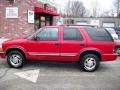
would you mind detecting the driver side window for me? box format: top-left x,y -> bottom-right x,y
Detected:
36,28 -> 58,41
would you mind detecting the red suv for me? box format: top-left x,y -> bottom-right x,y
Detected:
0,26 -> 117,72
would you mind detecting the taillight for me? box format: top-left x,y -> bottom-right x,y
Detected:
113,49 -> 115,53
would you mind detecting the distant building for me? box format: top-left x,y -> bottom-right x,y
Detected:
63,17 -> 120,28
0,0 -> 59,38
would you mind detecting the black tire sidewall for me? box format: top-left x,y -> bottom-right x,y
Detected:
80,54 -> 100,72
7,51 -> 24,68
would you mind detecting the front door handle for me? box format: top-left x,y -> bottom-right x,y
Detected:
80,44 -> 85,46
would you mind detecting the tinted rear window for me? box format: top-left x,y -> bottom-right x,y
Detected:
86,27 -> 113,41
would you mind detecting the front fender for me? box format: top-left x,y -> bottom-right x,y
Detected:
5,45 -> 28,58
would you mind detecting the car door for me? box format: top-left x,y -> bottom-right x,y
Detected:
27,27 -> 61,61
60,27 -> 86,61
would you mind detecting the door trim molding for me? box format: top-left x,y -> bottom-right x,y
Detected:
28,52 -> 59,56
28,52 -> 77,57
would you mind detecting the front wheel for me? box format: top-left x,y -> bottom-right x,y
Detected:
7,51 -> 25,68
79,54 -> 100,72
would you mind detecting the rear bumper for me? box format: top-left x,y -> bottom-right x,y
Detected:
102,53 -> 117,61
0,52 -> 5,58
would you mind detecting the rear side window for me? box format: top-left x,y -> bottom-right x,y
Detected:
63,28 -> 83,40
86,27 -> 113,41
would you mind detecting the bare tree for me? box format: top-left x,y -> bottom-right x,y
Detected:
65,0 -> 86,18
101,11 -> 110,17
91,0 -> 100,17
114,0 -> 120,17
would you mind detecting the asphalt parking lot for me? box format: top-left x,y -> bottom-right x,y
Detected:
0,57 -> 120,90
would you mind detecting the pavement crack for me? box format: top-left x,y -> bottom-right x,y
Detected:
0,69 -> 9,80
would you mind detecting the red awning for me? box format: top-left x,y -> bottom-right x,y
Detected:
34,7 -> 59,16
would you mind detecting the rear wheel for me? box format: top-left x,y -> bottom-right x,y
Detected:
7,51 -> 25,68
79,54 -> 100,72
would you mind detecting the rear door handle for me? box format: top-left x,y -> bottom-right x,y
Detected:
80,44 -> 85,46
54,43 -> 60,46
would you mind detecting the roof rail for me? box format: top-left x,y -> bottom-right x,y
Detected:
59,24 -> 98,27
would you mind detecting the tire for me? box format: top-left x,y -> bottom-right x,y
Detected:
7,50 -> 25,68
79,54 -> 100,72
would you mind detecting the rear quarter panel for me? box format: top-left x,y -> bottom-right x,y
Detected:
82,29 -> 116,61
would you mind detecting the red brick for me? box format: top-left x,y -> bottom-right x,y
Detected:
0,0 -> 58,39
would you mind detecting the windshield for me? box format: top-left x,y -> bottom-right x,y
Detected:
105,28 -> 116,34
105,28 -> 119,40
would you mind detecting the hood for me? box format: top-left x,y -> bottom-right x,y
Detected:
3,38 -> 27,45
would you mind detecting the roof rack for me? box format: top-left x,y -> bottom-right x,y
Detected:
59,24 -> 98,27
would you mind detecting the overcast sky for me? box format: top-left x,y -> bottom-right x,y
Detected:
53,0 -> 115,13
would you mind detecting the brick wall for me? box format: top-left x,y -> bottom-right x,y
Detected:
0,0 -> 37,38
0,0 -> 58,39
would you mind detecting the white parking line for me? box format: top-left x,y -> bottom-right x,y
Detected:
14,69 -> 40,83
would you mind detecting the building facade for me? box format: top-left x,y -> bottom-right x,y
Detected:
0,0 -> 59,38
63,17 -> 120,27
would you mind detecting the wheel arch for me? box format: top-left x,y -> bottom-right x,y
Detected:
78,50 -> 101,63
5,48 -> 27,60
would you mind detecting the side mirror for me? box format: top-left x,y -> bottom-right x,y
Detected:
33,36 -> 40,41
